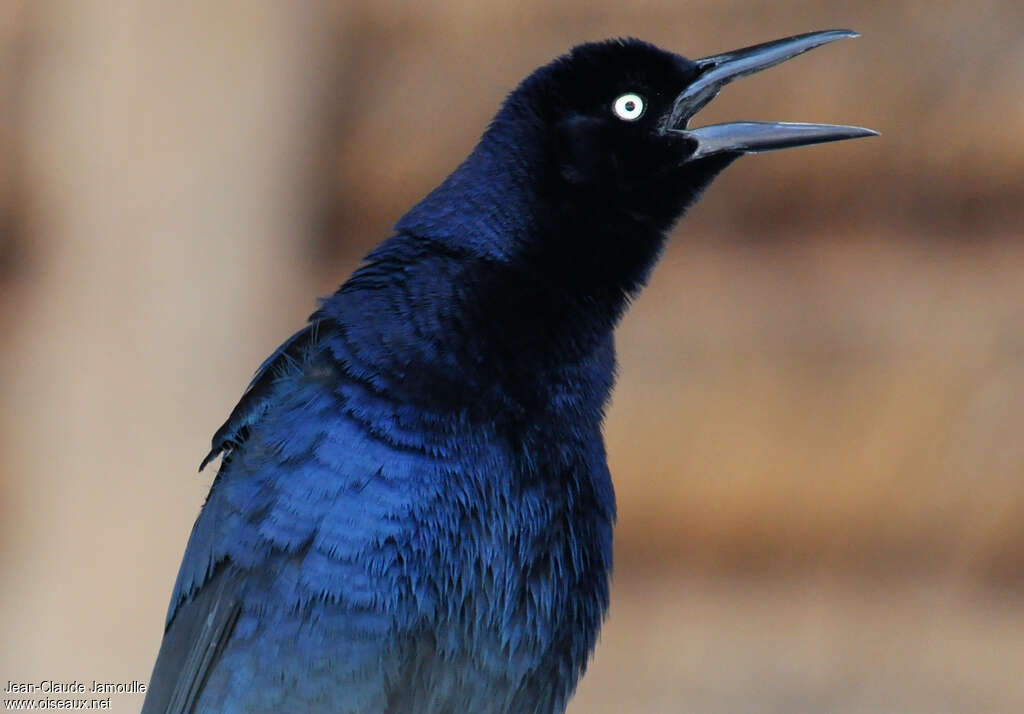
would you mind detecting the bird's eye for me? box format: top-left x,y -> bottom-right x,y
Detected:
612,93 -> 645,121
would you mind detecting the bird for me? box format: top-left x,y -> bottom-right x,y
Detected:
142,30 -> 875,714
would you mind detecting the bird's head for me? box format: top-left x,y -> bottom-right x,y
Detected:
397,30 -> 876,307
512,31 -> 876,225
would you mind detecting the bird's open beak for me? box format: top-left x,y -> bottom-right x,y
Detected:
663,29 -> 878,159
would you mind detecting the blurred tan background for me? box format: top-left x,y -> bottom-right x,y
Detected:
1,2 -> 1022,712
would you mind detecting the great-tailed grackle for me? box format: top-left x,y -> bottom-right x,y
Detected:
143,30 -> 875,714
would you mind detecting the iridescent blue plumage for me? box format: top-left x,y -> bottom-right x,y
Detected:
144,32 -> 873,714
148,234 -> 619,712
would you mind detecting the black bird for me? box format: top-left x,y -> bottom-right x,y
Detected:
143,30 -> 875,714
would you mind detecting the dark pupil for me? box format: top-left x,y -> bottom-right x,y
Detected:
624,100 -> 636,112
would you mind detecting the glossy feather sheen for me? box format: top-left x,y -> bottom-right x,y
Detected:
152,253 -> 618,713
145,38 -> 747,714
